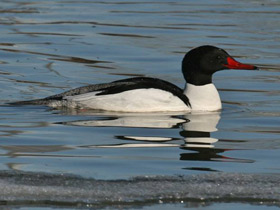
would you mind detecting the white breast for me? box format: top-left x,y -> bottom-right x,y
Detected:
183,83 -> 222,111
51,88 -> 191,112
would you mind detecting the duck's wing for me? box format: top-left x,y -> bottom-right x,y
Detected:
10,77 -> 191,107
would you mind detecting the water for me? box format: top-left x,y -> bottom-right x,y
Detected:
0,0 -> 279,209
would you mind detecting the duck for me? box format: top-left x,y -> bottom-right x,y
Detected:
11,45 -> 258,112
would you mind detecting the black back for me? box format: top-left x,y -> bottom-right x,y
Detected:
43,77 -> 191,107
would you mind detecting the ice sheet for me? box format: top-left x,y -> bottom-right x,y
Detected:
0,171 -> 279,208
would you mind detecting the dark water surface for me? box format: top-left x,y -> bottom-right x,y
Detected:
0,0 -> 280,209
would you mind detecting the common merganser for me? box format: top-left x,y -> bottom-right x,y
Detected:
11,45 -> 258,112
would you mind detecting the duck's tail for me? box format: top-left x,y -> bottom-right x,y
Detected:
8,98 -> 50,106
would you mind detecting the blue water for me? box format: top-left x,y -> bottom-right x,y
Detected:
0,0 -> 279,209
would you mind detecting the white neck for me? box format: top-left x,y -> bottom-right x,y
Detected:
183,83 -> 222,111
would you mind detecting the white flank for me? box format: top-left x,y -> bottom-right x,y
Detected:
183,83 -> 222,111
48,83 -> 222,112
52,88 -> 191,112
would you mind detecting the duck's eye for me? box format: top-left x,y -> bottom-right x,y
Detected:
217,55 -> 222,59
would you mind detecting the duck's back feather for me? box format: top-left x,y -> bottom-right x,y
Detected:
10,77 -> 191,109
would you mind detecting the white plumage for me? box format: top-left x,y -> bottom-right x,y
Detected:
49,88 -> 191,112
48,83 -> 222,112
184,83 -> 222,111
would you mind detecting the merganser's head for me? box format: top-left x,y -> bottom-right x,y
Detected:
182,45 -> 258,86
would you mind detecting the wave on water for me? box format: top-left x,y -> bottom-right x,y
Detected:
0,171 -> 279,208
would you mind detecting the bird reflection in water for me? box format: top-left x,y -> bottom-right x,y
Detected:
58,110 -> 254,167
